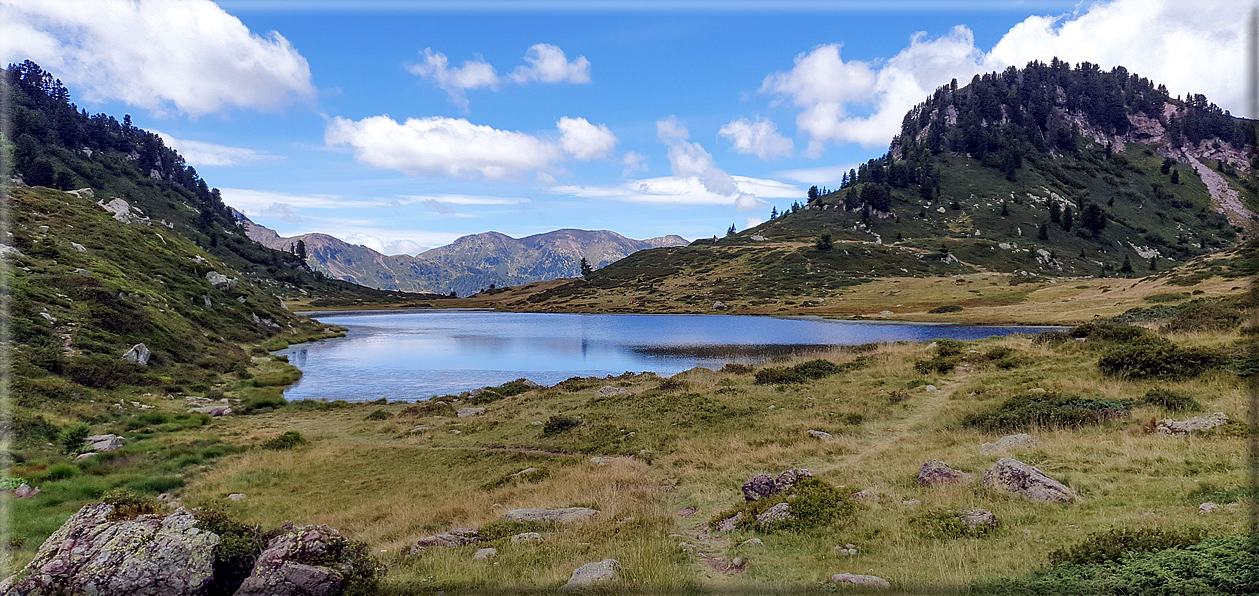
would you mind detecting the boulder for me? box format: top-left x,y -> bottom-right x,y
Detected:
983,458 -> 1076,503
1157,413 -> 1229,435
589,457 -> 616,466
807,430 -> 834,441
84,434 -> 124,452
234,524 -> 377,596
980,433 -> 1038,454
712,301 -> 727,310
850,489 -> 879,503
756,502 -> 794,527
504,507 -> 599,524
0,504 -> 217,596
97,198 -> 149,225
410,528 -> 479,555
716,512 -> 743,532
473,548 -> 497,560
918,460 -> 973,486
205,271 -> 237,290
188,406 -> 231,417
71,242 -> 87,252
830,573 -> 891,589
511,532 -> 543,545
14,484 -> 39,499
558,559 -> 620,593
228,494 -> 246,501
958,509 -> 999,530
122,343 -> 151,366
596,386 -> 629,397
1199,502 -> 1220,514
456,407 -> 486,418
742,468 -> 811,501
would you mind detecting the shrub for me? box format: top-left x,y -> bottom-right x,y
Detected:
793,359 -> 842,379
262,431 -> 308,450
709,478 -> 855,533
58,422 -> 91,454
364,409 -> 392,421
1097,344 -> 1225,379
929,305 -> 964,313
908,508 -> 996,539
657,377 -> 688,391
287,400 -> 351,412
65,356 -> 142,388
1141,389 -> 1202,412
755,359 -> 845,384
400,400 -> 456,417
238,395 -> 287,414
542,415 -> 581,435
45,463 -> 80,481
720,363 -> 754,375
196,506 -> 278,596
1048,528 -> 1208,566
1037,321 -> 1158,345
1160,299 -> 1245,333
754,367 -> 806,384
478,519 -> 556,541
102,487 -> 158,520
962,394 -> 1134,432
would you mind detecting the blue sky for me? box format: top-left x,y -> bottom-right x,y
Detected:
2,0 -> 1247,254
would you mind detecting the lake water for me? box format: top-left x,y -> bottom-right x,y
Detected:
276,310 -> 1060,402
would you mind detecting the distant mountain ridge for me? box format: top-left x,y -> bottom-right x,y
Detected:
236,213 -> 687,296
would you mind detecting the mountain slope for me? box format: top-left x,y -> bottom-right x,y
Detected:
239,213 -> 686,296
520,60 -> 1257,310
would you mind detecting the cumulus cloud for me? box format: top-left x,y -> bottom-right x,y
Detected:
324,114 -> 616,179
656,116 -> 739,196
775,162 -> 860,185
409,42 -> 591,108
510,43 -> 591,84
0,0 -> 315,117
153,131 -> 280,167
761,0 -> 1248,154
557,116 -> 618,160
552,175 -> 796,211
744,216 -> 765,230
399,194 -> 528,205
406,48 -> 499,110
219,188 -> 351,214
622,151 -> 648,177
718,116 -> 794,160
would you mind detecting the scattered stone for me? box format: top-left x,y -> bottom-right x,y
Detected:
74,268 -> 91,275
716,512 -> 743,532
834,545 -> 857,555
39,312 -> 56,324
75,453 -> 95,462
0,504 -> 217,596
410,425 -> 428,433
205,271 -> 237,290
830,573 -> 891,589
234,524 -> 374,596
531,421 -> 544,425
901,499 -> 920,506
879,310 -> 894,315
596,386 -> 630,397
202,295 -> 212,308
122,343 -> 151,366
504,507 -> 600,524
1156,413 -> 1229,435
187,406 -> 231,416
1199,502 -> 1220,514
14,484 -> 39,499
850,489 -> 879,503
958,509 -> 999,530
980,433 -> 1039,454
983,458 -> 1076,503
1029,387 -> 1047,393
66,188 -> 94,200
740,538 -> 764,547
70,242 -> 87,252
456,407 -> 486,418
474,547 -> 497,560
590,457 -> 616,466
228,493 -> 246,501
808,430 -> 834,441
918,460 -> 974,486
712,301 -> 727,310
756,502 -> 794,527
511,532 -> 543,545
410,528 -> 479,555
924,385 -> 937,391
558,559 -> 621,593
83,434 -> 123,452
512,468 -> 538,477
236,296 -> 246,304
676,506 -> 697,518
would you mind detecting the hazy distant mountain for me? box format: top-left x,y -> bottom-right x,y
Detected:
237,214 -> 686,296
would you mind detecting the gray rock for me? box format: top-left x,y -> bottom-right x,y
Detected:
740,538 -> 764,547
71,242 -> 87,252
596,386 -> 630,397
830,573 -> 891,589
228,494 -> 246,501
205,271 -> 237,290
807,430 -> 834,440
97,198 -> 149,225
0,244 -> 24,258
234,524 -> 373,596
66,188 -> 94,200
918,460 -> 973,486
901,499 -> 921,506
590,457 -> 616,466
742,468 -> 811,501
410,528 -> 479,555
203,295 -> 212,308
474,547 -> 497,560
187,406 -> 231,416
522,379 -> 541,388
1199,502 -> 1220,514
756,502 -> 794,527
716,512 -> 743,532
511,532 -> 543,545
0,504 -> 217,596
981,433 -> 1039,454
39,312 -> 56,324
122,343 -> 151,366
14,484 -> 39,499
504,507 -> 599,524
850,489 -> 879,503
924,384 -> 938,391
983,458 -> 1076,503
84,434 -> 124,452
712,301 -> 727,310
958,509 -> 999,529
74,268 -> 91,275
237,296 -> 247,304
456,407 -> 486,418
1157,413 -> 1229,435
558,559 -> 620,593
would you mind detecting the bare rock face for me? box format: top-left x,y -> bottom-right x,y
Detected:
980,433 -> 1038,454
983,458 -> 1076,503
1157,413 -> 1229,435
918,460 -> 974,486
595,386 -> 629,397
715,511 -> 743,532
742,468 -> 812,502
122,343 -> 151,366
558,559 -> 620,593
234,524 -> 376,596
409,528 -> 479,555
504,507 -> 599,524
456,407 -> 485,418
0,504 -> 218,596
206,271 -> 238,290
96,198 -> 150,225
830,573 -> 891,589
84,434 -> 124,452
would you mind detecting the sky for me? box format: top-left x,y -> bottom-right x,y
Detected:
1,0 -> 1251,255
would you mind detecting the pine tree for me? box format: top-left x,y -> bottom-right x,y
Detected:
1171,169 -> 1180,184
1001,201 -> 1009,216
1148,256 -> 1157,271
1061,205 -> 1073,231
1049,201 -> 1061,223
580,257 -> 592,277
727,223 -> 737,237
1038,222 -> 1049,240
769,206 -> 778,219
1120,255 -> 1134,276
808,185 -> 819,202
815,233 -> 833,251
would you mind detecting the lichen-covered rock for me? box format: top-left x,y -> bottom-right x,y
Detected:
83,434 -> 124,452
756,502 -> 795,527
983,458 -> 1076,503
206,271 -> 237,290
595,386 -> 629,397
850,489 -> 879,503
1157,413 -> 1229,435
830,573 -> 891,589
980,433 -> 1038,454
958,509 -> 999,529
0,504 -> 218,596
918,460 -> 973,486
409,528 -> 478,555
558,559 -> 620,593
234,524 -> 380,596
456,407 -> 485,418
716,511 -> 743,532
807,430 -> 833,440
742,468 -> 811,501
511,532 -> 543,545
504,507 -> 599,524
122,343 -> 151,366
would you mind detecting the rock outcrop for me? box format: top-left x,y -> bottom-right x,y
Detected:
756,502 -> 795,528
0,504 -> 218,596
234,524 -> 376,596
409,528 -> 479,555
830,573 -> 891,589
980,433 -> 1038,454
558,559 -> 620,593
741,468 -> 812,502
122,343 -> 151,366
595,386 -> 629,397
983,458 -> 1076,503
918,460 -> 973,486
1156,413 -> 1229,435
83,434 -> 124,452
504,507 -> 599,524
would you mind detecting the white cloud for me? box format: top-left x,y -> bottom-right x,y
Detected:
718,117 -> 794,160
552,175 -> 797,210
775,162 -> 860,185
325,114 -> 617,180
339,230 -> 461,256
399,194 -> 528,205
0,0 -> 314,117
510,43 -> 591,84
622,151 -> 648,177
219,188 -> 351,215
656,116 -> 738,196
744,216 -> 765,229
557,116 -> 618,160
761,0 -> 1248,154
153,131 -> 280,167
406,48 -> 499,110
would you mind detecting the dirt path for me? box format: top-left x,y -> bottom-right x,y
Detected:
845,375 -> 967,466
1182,153 -> 1257,228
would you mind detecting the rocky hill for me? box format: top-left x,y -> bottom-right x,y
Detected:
239,214 -> 686,296
520,60 -> 1257,309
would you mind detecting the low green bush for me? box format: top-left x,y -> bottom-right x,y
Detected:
1160,299 -> 1245,333
1141,389 -> 1202,412
929,305 -> 964,313
44,463 -> 80,481
262,431 -> 308,450
962,394 -> 1134,432
239,395 -> 287,414
1097,343 -> 1225,379
102,487 -> 158,520
908,508 -> 997,539
755,358 -> 846,384
401,400 -> 456,417
709,478 -> 855,533
65,356 -> 144,389
754,367 -> 805,384
364,409 -> 392,421
196,505 -> 278,596
58,422 -> 91,454
720,363 -> 754,375
1048,528 -> 1208,567
126,476 -> 185,493
287,399 -> 351,412
542,415 -> 581,435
